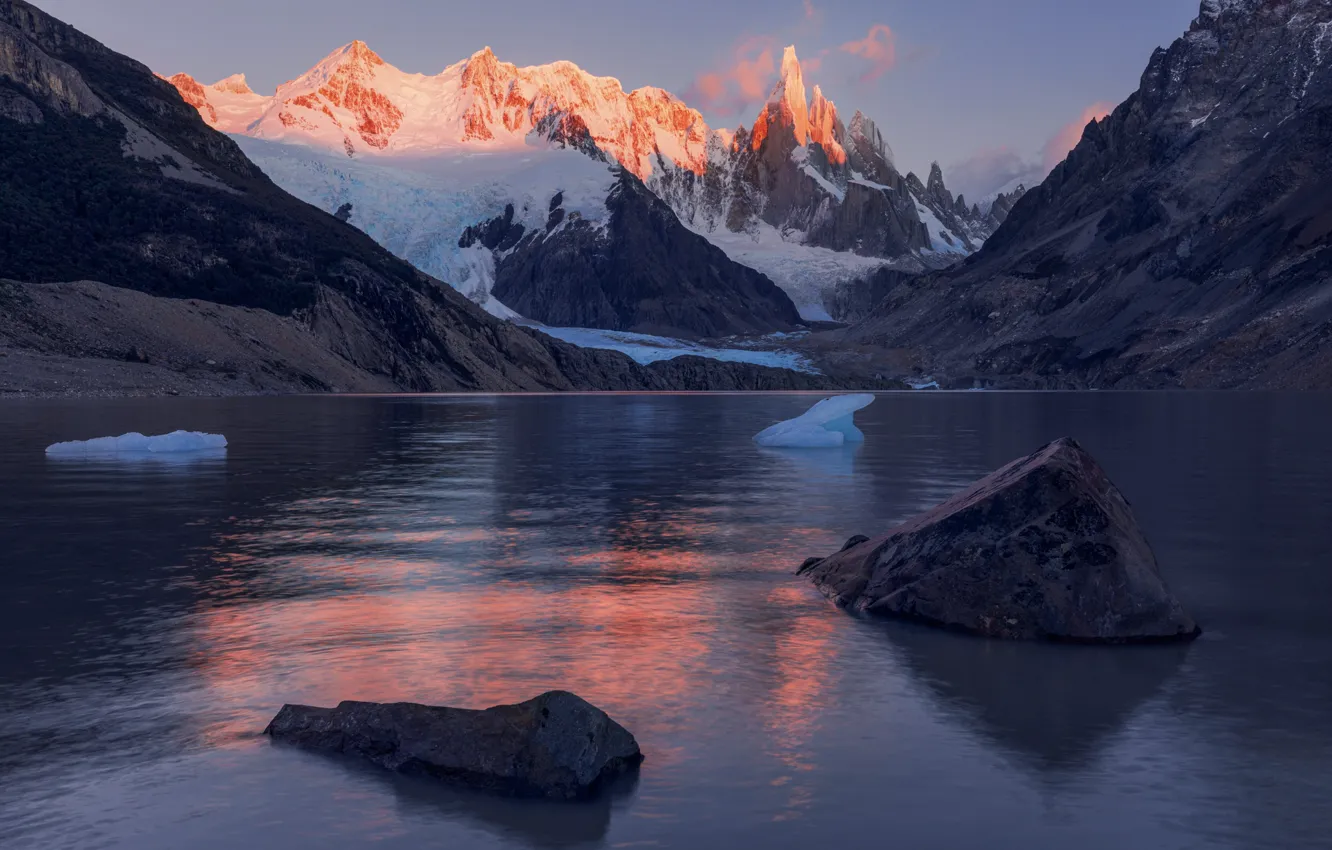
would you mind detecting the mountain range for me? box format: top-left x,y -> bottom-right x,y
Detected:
834,0 -> 1332,389
1,0 -> 1328,393
0,0 -> 866,395
166,42 -> 1017,323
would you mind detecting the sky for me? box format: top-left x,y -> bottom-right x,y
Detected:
39,0 -> 1202,198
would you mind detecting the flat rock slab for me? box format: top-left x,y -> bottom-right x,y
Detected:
798,437 -> 1200,643
264,690 -> 643,800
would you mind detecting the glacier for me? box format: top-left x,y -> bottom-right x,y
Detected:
534,326 -> 817,372
46,431 -> 228,456
233,137 -> 616,317
754,394 -> 876,448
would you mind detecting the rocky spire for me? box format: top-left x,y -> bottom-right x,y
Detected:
927,162 -> 947,196
768,45 -> 809,145
808,85 -> 846,164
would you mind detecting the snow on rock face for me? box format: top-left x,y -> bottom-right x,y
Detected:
234,136 -> 616,316
46,431 -> 228,455
755,394 -> 876,448
166,42 -> 712,180
166,42 -> 996,322
164,72 -> 270,134
692,222 -> 904,322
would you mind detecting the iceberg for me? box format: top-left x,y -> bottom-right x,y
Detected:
46,431 -> 228,456
754,394 -> 875,448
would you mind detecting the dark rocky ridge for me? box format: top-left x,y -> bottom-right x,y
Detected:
0,0 -> 854,393
0,280 -> 886,397
474,170 -> 803,339
798,438 -> 1200,643
264,691 -> 643,800
844,0 -> 1332,389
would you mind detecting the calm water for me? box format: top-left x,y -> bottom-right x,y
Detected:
2,393 -> 1330,850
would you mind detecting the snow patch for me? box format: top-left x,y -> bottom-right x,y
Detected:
691,221 -> 908,321
915,202 -> 969,256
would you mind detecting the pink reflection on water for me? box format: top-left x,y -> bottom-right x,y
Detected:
191,506 -> 846,799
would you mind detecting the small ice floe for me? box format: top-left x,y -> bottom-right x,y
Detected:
754,394 -> 875,448
45,431 -> 228,456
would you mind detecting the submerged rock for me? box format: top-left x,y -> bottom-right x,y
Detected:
797,437 -> 1200,643
264,691 -> 643,800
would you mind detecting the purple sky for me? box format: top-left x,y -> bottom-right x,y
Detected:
39,0 -> 1202,197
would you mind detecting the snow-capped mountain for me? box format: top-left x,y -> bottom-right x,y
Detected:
656,48 -> 1005,260
168,41 -> 713,175
168,43 -> 1009,322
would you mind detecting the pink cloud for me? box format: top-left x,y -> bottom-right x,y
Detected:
803,0 -> 818,20
685,36 -> 778,116
840,24 -> 897,83
1043,101 -> 1116,170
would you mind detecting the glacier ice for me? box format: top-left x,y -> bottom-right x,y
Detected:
46,431 -> 228,456
754,394 -> 875,448
532,325 -> 818,372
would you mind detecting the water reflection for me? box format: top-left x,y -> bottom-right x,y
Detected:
880,621 -> 1190,777
757,444 -> 862,478
343,751 -> 637,849
3,393 -> 1332,849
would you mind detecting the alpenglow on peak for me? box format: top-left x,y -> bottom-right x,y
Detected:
771,45 -> 810,145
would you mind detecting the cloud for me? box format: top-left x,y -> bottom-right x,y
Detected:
947,101 -> 1121,200
803,0 -> 819,20
1042,101 -> 1116,170
946,147 -> 1046,200
684,36 -> 779,116
839,24 -> 897,83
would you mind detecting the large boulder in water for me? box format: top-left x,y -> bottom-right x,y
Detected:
797,437 -> 1200,642
264,690 -> 643,799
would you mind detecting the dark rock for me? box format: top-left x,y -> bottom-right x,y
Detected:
839,534 -> 870,552
491,170 -> 803,339
458,202 -> 526,252
844,1 -> 1332,390
798,437 -> 1200,642
0,86 -> 42,123
824,267 -> 920,323
264,690 -> 643,800
333,202 -> 352,222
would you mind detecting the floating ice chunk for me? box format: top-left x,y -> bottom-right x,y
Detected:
46,431 -> 228,456
754,394 -> 875,449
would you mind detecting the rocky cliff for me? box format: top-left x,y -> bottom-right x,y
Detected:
475,171 -> 801,338
845,0 -> 1332,389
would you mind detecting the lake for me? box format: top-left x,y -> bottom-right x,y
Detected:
2,392 -> 1330,850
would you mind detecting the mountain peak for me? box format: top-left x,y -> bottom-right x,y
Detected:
780,45 -> 801,80
927,161 -> 946,188
346,40 -> 383,64
768,44 -> 808,145
808,84 -> 845,165
212,73 -> 253,95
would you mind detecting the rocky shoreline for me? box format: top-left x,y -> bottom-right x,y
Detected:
0,281 -> 902,398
